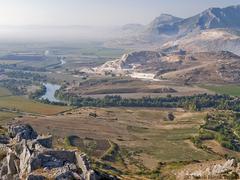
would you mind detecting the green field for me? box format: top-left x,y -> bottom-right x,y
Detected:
200,84 -> 240,97
0,86 -> 69,115
79,47 -> 124,58
124,111 -> 217,162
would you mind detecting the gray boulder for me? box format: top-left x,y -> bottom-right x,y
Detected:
42,150 -> 76,164
27,174 -> 46,180
55,163 -> 80,180
9,124 -> 38,142
36,135 -> 53,148
0,135 -> 10,144
55,171 -> 75,180
0,164 -> 8,177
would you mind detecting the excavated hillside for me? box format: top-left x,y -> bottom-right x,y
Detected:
94,50 -> 240,84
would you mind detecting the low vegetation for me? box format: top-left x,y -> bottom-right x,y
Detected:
29,85 -> 46,99
101,141 -> 120,162
193,110 -> 240,152
0,79 -> 33,95
200,84 -> 240,97
5,71 -> 47,82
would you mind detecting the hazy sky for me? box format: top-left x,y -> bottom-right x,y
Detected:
0,0 -> 240,26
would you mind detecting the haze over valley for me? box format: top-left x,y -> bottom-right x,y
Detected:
1,1 -> 240,180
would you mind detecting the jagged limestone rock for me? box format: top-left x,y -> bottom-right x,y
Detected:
0,124 -> 118,180
75,153 -> 91,174
7,152 -> 18,175
19,141 -> 32,174
1,174 -> 20,180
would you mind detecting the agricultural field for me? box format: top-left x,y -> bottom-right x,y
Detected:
200,84 -> 240,97
0,96 -> 69,115
17,107 -> 219,177
0,86 -> 69,115
0,60 -> 23,65
59,77 -> 212,99
51,42 -> 124,58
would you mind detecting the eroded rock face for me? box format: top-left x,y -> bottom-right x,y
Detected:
8,124 -> 38,142
0,124 -> 118,180
7,152 -> 18,175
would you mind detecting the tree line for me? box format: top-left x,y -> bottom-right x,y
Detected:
55,90 -> 240,112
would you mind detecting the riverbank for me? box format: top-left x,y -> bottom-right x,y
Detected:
40,83 -> 62,103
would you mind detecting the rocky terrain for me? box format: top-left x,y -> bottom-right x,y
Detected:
176,159 -> 240,179
155,5 -> 240,37
0,124 -> 117,180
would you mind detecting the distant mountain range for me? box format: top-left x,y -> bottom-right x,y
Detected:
147,5 -> 240,37
106,5 -> 240,50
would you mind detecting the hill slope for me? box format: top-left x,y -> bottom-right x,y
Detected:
94,50 -> 240,83
161,29 -> 240,55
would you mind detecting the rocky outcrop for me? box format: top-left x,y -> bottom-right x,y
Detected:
178,159 -> 240,179
8,124 -> 38,142
27,174 -> 46,180
0,124 -> 118,180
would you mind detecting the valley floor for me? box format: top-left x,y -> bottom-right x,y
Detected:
15,107 -> 223,178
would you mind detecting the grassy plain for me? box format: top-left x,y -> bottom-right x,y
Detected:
18,107 -> 218,176
0,87 -> 12,97
200,84 -> 240,96
0,111 -> 19,125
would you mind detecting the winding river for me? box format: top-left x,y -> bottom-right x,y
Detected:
40,83 -> 61,103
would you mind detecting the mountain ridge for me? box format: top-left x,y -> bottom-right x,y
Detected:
106,4 -> 240,49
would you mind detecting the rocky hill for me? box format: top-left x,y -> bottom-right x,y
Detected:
158,51 -> 240,83
94,50 -> 240,83
106,5 -> 240,50
144,5 -> 240,40
147,14 -> 183,35
161,29 -> 240,55
0,124 -> 117,180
